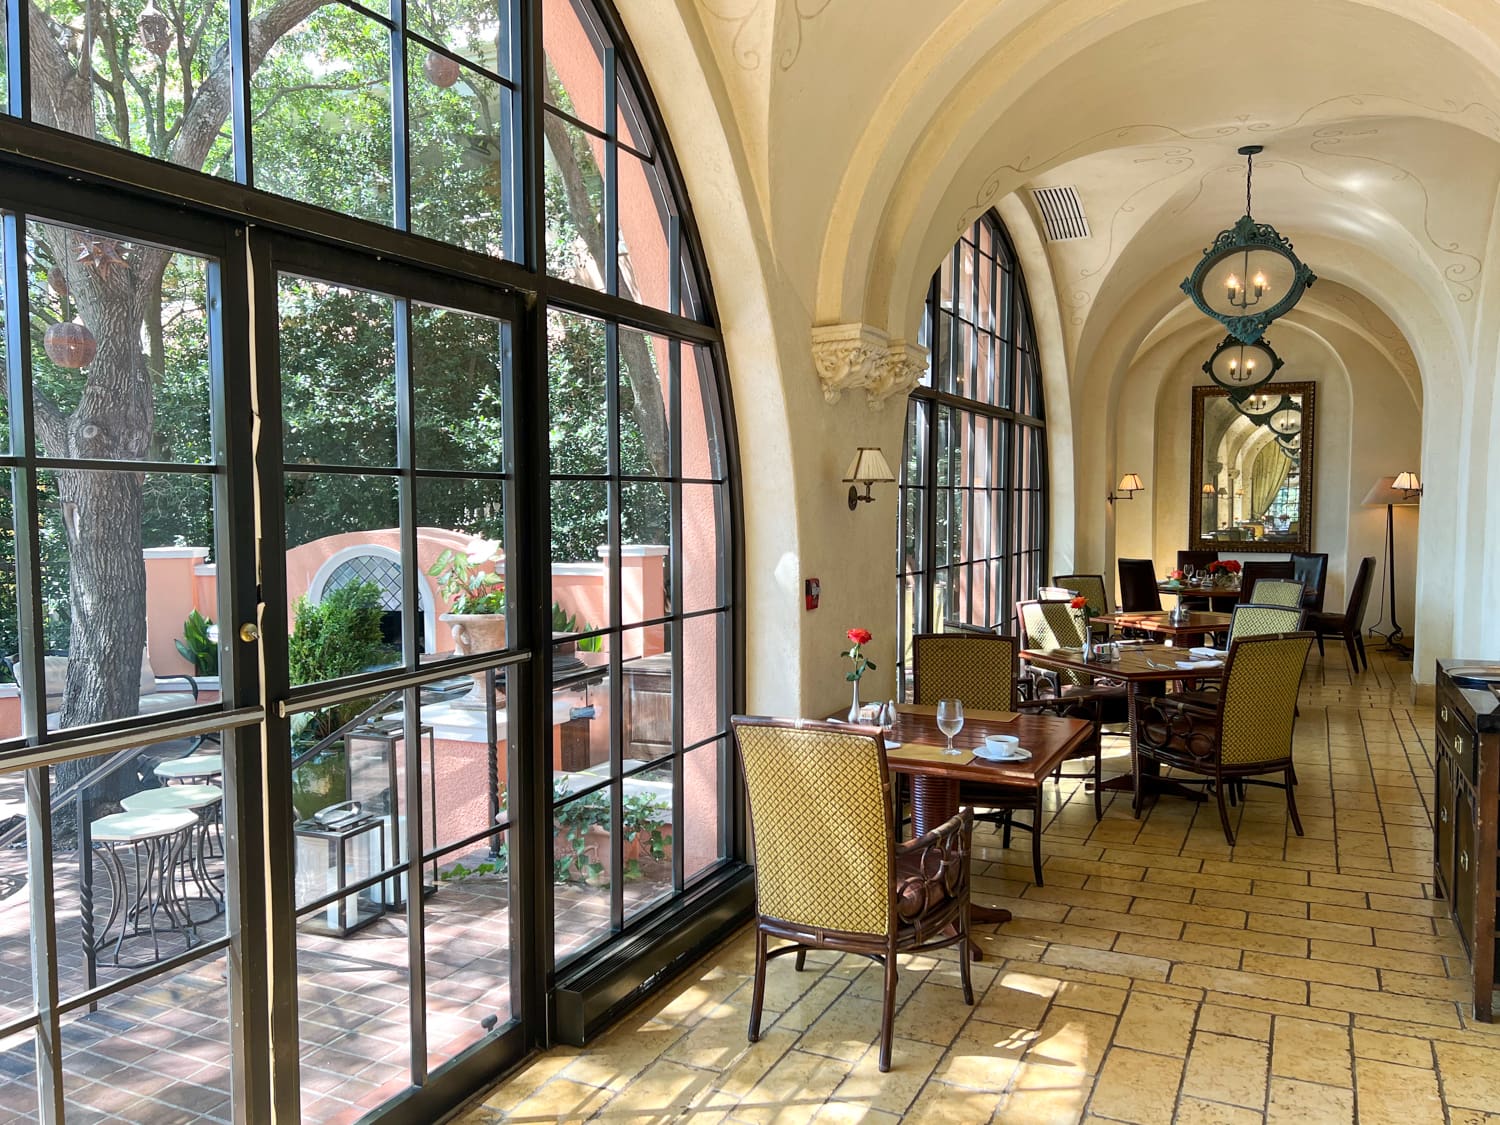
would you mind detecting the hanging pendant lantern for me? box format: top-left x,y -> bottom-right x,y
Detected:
1233,390 -> 1302,437
136,0 -> 172,60
422,50 -> 461,89
47,267 -> 68,300
1203,333 -> 1282,394
1180,146 -> 1316,343
44,321 -> 98,368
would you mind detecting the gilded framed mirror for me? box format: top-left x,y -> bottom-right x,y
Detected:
1189,382 -> 1315,553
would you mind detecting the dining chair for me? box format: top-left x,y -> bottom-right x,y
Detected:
1176,550 -> 1219,574
1235,559 -> 1295,604
1248,578 -> 1305,608
1306,556 -> 1376,672
1175,603 -> 1305,709
1117,558 -> 1162,612
1051,574 -> 1109,616
1289,552 -> 1329,611
730,716 -> 973,1071
1132,631 -> 1315,844
911,631 -> 1105,877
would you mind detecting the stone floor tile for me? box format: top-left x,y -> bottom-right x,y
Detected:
1111,991 -> 1196,1056
1270,1015 -> 1352,1086
1086,1046 -> 1182,1124
1196,1002 -> 1271,1041
1181,1031 -> 1270,1110
1265,1076 -> 1354,1124
1354,1057 -> 1445,1125
1434,1039 -> 1500,1113
1174,1094 -> 1266,1125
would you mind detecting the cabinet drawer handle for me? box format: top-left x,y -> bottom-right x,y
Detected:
1441,807 -> 1449,823
1441,706 -> 1450,723
1460,850 -> 1470,872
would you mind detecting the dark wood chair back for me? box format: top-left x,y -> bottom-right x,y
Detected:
1117,558 -> 1161,612
1177,550 -> 1219,573
1290,552 -> 1329,611
1236,559 -> 1295,604
1345,556 -> 1376,623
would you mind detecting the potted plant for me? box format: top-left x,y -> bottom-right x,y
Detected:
428,537 -> 507,697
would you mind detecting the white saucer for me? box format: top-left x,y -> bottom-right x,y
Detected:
974,745 -> 1032,762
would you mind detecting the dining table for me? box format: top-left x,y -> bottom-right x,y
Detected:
1018,643 -> 1226,804
1096,610 -> 1231,645
1158,578 -> 1240,611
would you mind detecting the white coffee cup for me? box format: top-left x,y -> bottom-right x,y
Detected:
984,734 -> 1021,757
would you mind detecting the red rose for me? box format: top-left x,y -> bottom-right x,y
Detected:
1069,596 -> 1088,610
847,628 -> 873,646
1170,569 -> 1184,580
1207,560 -> 1222,573
1225,560 -> 1242,574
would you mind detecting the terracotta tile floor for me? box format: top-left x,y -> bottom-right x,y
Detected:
455,643 -> 1500,1124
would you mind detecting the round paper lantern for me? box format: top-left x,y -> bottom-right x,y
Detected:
422,51 -> 461,89
44,321 -> 98,369
47,267 -> 68,299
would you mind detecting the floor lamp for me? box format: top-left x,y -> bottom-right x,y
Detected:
1361,472 -> 1422,658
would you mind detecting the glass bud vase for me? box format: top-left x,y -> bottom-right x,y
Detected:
848,679 -> 861,723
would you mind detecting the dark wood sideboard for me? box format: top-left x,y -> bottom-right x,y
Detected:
1434,660 -> 1500,1020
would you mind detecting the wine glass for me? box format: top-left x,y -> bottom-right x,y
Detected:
1183,564 -> 1197,585
936,699 -> 965,755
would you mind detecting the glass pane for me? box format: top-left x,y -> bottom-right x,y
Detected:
0,773 -> 32,1026
682,483 -> 722,615
550,478 -> 607,623
543,0 -> 605,130
616,77 -> 651,155
427,835 -> 514,1070
413,304 -> 507,472
548,310 -> 607,475
552,663 -> 610,784
253,6 -> 394,226
26,221 -> 212,463
621,625 -> 671,764
617,149 -> 673,311
285,473 -> 403,679
30,0 -> 232,176
0,1029 -> 35,1120
418,673 -> 508,857
681,612 -> 722,747
620,482 -> 669,624
0,234 -> 8,452
682,739 -> 723,881
62,954 -> 232,1120
553,787 -> 613,958
622,761 -> 672,919
682,344 -> 723,482
618,328 -> 669,476
544,113 -> 606,288
415,476 -> 509,665
280,276 -> 397,468
31,471 -> 214,733
409,55 -> 509,256
409,4 -> 505,76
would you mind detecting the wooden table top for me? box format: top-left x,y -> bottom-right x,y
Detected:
1158,579 -> 1241,598
880,704 -> 1092,786
1020,643 -> 1226,683
1096,610 -> 1231,637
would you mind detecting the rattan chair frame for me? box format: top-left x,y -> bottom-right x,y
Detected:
1248,578 -> 1306,608
1132,631 -> 1314,844
1051,574 -> 1110,616
731,716 -> 975,1072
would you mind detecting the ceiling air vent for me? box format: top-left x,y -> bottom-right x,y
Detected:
1031,186 -> 1091,242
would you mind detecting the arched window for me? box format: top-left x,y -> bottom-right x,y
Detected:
899,212 -> 1048,683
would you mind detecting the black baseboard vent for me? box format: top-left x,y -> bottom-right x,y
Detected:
552,865 -> 754,1045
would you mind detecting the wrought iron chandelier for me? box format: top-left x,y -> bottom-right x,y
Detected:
1181,146 -> 1316,343
1203,333 -> 1282,395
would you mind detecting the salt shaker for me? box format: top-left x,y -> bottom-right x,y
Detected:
884,700 -> 897,731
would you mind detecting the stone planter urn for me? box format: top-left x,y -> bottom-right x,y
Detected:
441,612 -> 507,704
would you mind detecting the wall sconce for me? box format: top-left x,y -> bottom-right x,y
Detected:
1106,474 -> 1144,504
843,447 -> 895,510
1393,470 -> 1423,500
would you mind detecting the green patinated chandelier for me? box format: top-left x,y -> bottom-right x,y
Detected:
1182,146 -> 1316,343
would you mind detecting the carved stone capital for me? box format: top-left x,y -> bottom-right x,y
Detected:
867,340 -> 929,410
811,322 -> 887,404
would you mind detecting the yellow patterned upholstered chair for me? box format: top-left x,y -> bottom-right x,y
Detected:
1051,574 -> 1109,616
730,716 -> 974,1072
1133,632 -> 1313,844
912,631 -> 1106,873
1229,603 -> 1303,640
1248,578 -> 1305,608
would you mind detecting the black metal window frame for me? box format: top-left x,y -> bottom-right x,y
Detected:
0,0 -> 749,1119
899,211 -> 1048,687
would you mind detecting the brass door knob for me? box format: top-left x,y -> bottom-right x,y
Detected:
238,623 -> 261,643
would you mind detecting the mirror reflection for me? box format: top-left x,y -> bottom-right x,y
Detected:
1190,382 -> 1315,552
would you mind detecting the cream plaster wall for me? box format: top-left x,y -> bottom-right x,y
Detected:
613,0 -> 1500,711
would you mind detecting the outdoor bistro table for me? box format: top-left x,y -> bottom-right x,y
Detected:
877,704 -> 1094,927
89,808 -> 200,966
1096,610 -> 1231,646
1019,644 -> 1225,804
120,784 -> 225,919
